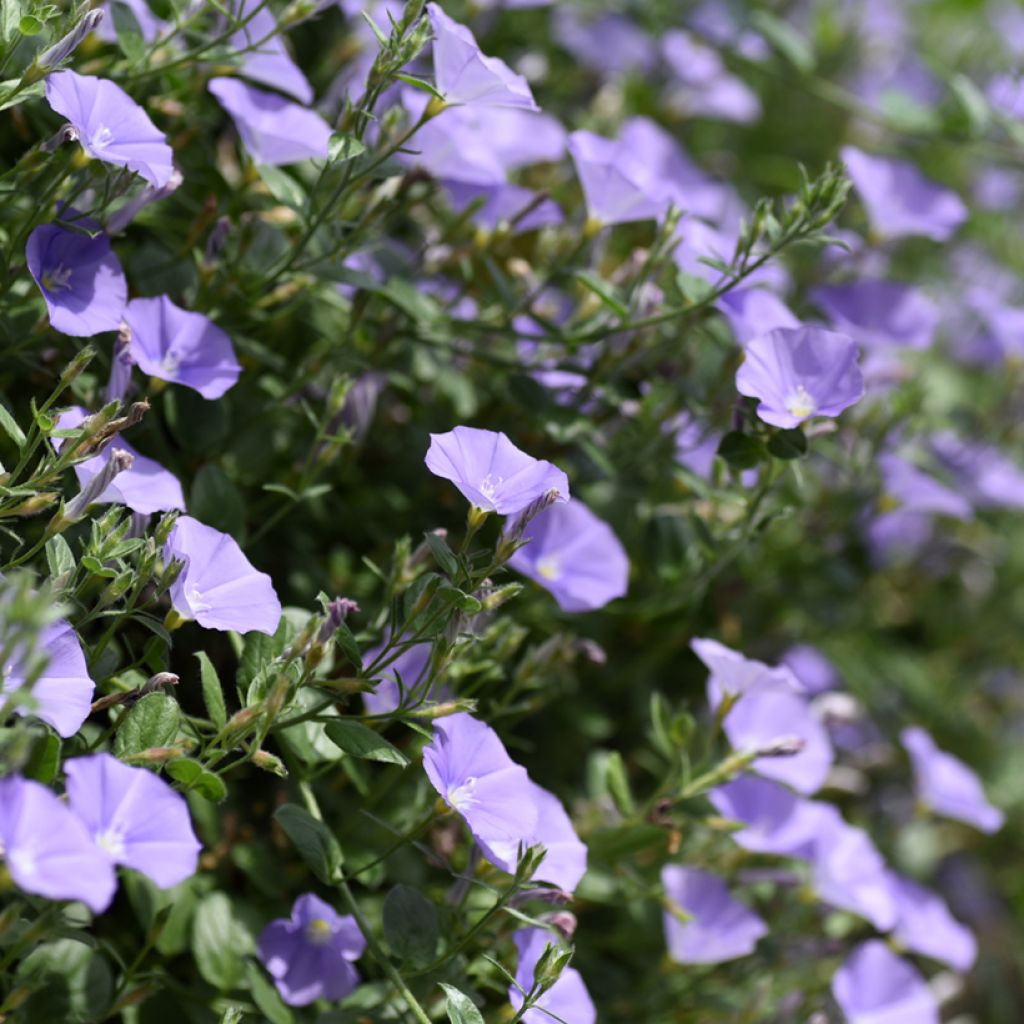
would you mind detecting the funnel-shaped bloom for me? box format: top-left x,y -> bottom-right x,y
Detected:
508,498 -> 628,612
723,686 -> 833,794
568,130 -> 667,226
1,620 -> 94,738
842,146 -> 967,242
45,70 -> 174,187
661,866 -> 767,964
65,753 -> 201,888
125,295 -> 241,399
423,712 -> 538,869
811,280 -> 939,350
56,407 -> 185,515
510,928 -> 596,1024
427,3 -> 537,110
229,0 -> 313,104
902,726 -> 1004,833
690,637 -> 800,711
709,777 -> 829,857
257,893 -> 365,1006
165,515 -> 282,635
26,220 -> 127,337
736,326 -> 864,429
0,775 -> 117,913
888,873 -> 977,972
208,77 -> 331,165
425,426 -> 569,514
832,942 -> 939,1024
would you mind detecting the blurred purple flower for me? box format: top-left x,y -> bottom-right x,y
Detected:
888,872 -> 977,971
208,77 -> 331,165
165,515 -> 282,635
424,426 -> 569,514
125,295 -> 241,399
736,326 -> 864,429
65,753 -> 201,888
811,280 -> 939,350
842,146 -> 967,242
928,432 -> 1024,510
56,407 -> 185,515
257,893 -> 365,1006
507,498 -> 628,612
724,686 -> 834,795
402,103 -> 508,185
568,129 -> 668,226
902,726 -> 1004,833
2,620 -> 94,738
45,70 -> 174,187
716,287 -> 800,346
423,712 -> 538,869
690,637 -> 801,710
441,181 -> 563,233
661,31 -> 761,124
878,453 -> 973,520
832,941 -> 939,1024
96,0 -> 168,44
672,414 -> 721,480
660,865 -> 767,964
509,928 -> 595,1024
553,10 -> 657,79
427,3 -> 537,111
453,106 -> 566,170
228,0 -> 313,104
781,644 -> 839,695
26,219 -> 127,337
988,73 -> 1024,120
0,775 -> 117,913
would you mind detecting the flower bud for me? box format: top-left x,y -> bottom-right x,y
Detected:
57,448 -> 133,527
252,750 -> 289,777
37,9 -> 105,69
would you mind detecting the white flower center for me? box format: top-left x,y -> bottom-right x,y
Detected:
161,348 -> 184,376
785,385 -> 817,420
185,582 -> 211,614
41,263 -> 73,293
447,776 -> 479,813
478,474 -> 503,502
304,918 -> 334,946
8,848 -> 35,878
536,556 -> 561,581
95,828 -> 126,859
90,125 -> 114,151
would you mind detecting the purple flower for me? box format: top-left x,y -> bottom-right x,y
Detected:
811,280 -> 939,350
928,432 -> 1024,510
228,0 -> 313,104
661,31 -> 761,124
842,146 -> 968,242
124,295 -> 241,399
441,181 -> 563,234
709,777 -> 829,857
64,753 -> 201,888
479,780 -> 588,894
257,893 -> 365,1006
809,814 -> 896,929
403,104 -> 508,185
424,426 -> 569,515
45,70 -> 174,187
459,106 -> 567,170
0,775 -> 117,913
96,1 -> 168,44
427,4 -> 537,111
901,726 -> 1004,833
690,637 -> 800,710
56,407 -> 185,515
164,515 -> 282,635
832,941 -> 939,1024
2,620 -> 94,738
208,77 -> 331,165
507,498 -> 628,613
781,644 -> 839,695
363,642 -> 434,715
422,712 -> 538,870
716,287 -> 800,346
660,866 -> 767,964
888,873 -> 977,972
736,326 -> 864,429
552,10 -> 657,80
568,129 -> 668,226
723,686 -> 834,795
509,928 -> 595,1024
26,219 -> 127,338
878,453 -> 972,520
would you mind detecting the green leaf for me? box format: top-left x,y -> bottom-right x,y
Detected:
113,692 -> 180,757
257,165 -> 306,209
604,750 -> 635,816
424,530 -> 460,577
949,73 -> 991,136
238,630 -> 279,690
1,1 -> 24,42
192,892 -> 252,991
273,803 -> 343,883
19,15 -> 43,35
749,11 -> 815,71
440,984 -> 485,1024
111,1 -> 146,61
0,79 -> 44,111
392,73 -> 444,101
327,132 -> 366,163
325,720 -> 410,766
15,939 -> 113,1022
717,431 -> 765,471
0,400 -> 26,448
190,464 -> 247,536
45,534 -> 75,581
382,885 -> 439,967
767,427 -> 808,461
332,619 -> 363,671
23,731 -> 60,783
195,651 -> 227,728
437,582 -> 482,614
166,758 -> 228,802
245,960 -> 294,1024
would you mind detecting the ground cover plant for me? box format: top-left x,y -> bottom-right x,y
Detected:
0,0 -> 1023,1021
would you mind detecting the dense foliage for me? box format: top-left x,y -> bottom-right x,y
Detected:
0,0 -> 1022,1022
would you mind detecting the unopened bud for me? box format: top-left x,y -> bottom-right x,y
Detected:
107,168 -> 183,235
41,122 -> 79,153
498,488 -> 562,559
316,597 -> 360,646
122,743 -> 193,765
59,449 -> 133,525
480,582 -> 523,611
38,9 -> 105,69
252,750 -> 289,777
411,698 -> 477,720
154,510 -> 180,547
